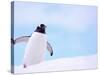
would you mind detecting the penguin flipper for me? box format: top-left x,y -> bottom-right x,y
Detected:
11,36 -> 30,44
11,38 -> 15,44
47,41 -> 53,56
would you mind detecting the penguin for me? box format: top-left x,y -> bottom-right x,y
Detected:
11,24 -> 53,68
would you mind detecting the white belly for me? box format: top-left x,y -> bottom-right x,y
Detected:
23,32 -> 47,66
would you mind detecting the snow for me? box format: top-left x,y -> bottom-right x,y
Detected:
14,54 -> 97,74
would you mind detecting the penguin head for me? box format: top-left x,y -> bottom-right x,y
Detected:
34,24 -> 46,34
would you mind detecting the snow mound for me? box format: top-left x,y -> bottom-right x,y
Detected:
15,55 -> 97,74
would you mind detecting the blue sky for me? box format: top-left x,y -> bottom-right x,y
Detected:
13,1 -> 97,66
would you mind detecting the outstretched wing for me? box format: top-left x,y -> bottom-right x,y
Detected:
47,41 -> 53,56
11,36 -> 30,44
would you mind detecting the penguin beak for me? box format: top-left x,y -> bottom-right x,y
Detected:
42,25 -> 47,29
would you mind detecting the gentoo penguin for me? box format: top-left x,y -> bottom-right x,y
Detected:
11,24 -> 53,68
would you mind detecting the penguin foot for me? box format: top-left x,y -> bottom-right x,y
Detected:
23,64 -> 27,68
